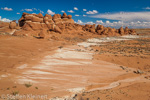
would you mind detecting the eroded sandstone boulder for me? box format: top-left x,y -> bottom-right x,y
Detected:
124,27 -> 129,34
119,27 -> 124,35
9,20 -> 17,29
54,25 -> 62,33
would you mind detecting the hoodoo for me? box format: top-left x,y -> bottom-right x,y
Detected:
9,12 -> 136,38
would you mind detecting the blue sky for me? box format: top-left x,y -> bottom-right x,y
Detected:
1,0 -> 150,28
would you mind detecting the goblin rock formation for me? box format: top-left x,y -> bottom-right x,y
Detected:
9,12 -> 136,38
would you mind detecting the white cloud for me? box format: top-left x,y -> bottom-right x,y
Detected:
16,12 -> 20,14
143,7 -> 150,10
76,20 -> 94,25
1,7 -> 13,11
76,20 -> 83,24
97,20 -> 150,28
90,11 -> 150,22
68,10 -> 74,13
105,21 -> 150,28
40,10 -> 44,14
96,20 -> 103,24
74,7 -> 78,10
106,21 -> 110,24
83,9 -> 87,11
75,14 -> 79,16
86,21 -> 94,24
83,15 -> 87,17
86,10 -> 98,14
0,16 -> 11,22
61,10 -> 65,13
37,9 -> 44,13
33,8 -> 37,11
25,9 -> 33,12
47,9 -> 55,15
75,19 -> 150,28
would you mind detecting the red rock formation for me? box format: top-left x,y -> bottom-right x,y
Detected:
36,13 -> 44,18
38,29 -> 46,38
62,13 -> 67,18
129,29 -> 136,35
67,15 -> 72,19
11,12 -> 136,39
53,14 -> 62,24
124,27 -> 129,34
9,20 -> 17,29
54,25 -> 62,33
119,27 -> 124,35
44,14 -> 52,19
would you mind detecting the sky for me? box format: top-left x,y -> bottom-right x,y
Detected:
0,0 -> 150,28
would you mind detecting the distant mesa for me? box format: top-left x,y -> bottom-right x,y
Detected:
6,12 -> 136,39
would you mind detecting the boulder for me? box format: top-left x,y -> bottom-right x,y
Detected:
91,24 -> 96,29
53,14 -> 62,24
44,14 -> 52,19
47,24 -> 55,30
62,19 -> 74,23
24,15 -> 33,20
37,13 -> 44,18
97,30 -> 103,35
54,25 -> 62,33
119,27 -> 124,34
89,28 -> 95,33
25,22 -> 42,30
67,15 -> 72,19
124,27 -> 129,34
96,24 -> 104,30
58,14 -> 61,18
62,13 -> 67,18
129,29 -> 136,35
22,23 -> 33,31
32,16 -> 42,22
41,23 -> 49,30
38,29 -> 46,38
9,21 -> 17,29
52,14 -> 58,20
102,28 -> 109,35
43,17 -> 49,23
107,27 -> 116,36
22,12 -> 29,17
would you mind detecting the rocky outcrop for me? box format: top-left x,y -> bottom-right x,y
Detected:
119,27 -> 124,35
14,12 -> 75,37
9,20 -> 17,29
10,12 -> 136,39
124,27 -> 129,34
88,24 -> 136,36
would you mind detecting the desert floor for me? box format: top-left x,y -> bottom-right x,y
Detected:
0,29 -> 150,100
